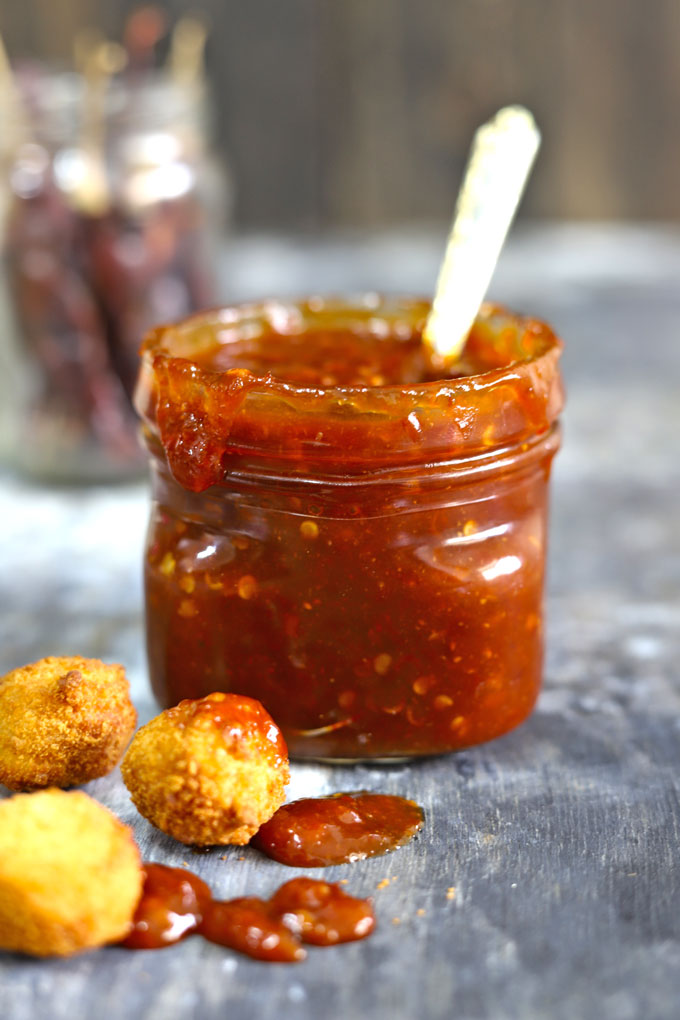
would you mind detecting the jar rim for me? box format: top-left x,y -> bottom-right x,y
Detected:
135,295 -> 564,492
140,294 -> 560,388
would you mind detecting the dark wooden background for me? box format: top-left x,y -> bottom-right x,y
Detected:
4,0 -> 680,229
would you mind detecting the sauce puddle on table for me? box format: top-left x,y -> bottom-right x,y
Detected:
121,792 -> 422,961
121,864 -> 375,962
251,792 -> 424,867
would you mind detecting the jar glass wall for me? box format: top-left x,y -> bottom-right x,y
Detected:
136,297 -> 564,760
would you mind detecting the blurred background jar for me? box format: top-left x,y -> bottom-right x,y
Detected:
0,14 -> 228,482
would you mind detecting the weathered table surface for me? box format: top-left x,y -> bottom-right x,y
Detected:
1,224 -> 679,1020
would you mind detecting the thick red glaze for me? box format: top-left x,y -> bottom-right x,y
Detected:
136,298 -> 564,759
121,863 -> 211,949
252,792 -> 424,867
164,691 -> 289,773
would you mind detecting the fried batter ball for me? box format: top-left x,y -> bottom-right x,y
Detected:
121,692 -> 289,846
0,656 -> 137,791
0,789 -> 143,957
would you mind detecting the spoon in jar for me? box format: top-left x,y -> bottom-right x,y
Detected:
422,105 -> 541,366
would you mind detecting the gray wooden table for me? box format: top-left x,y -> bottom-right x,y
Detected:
1,225 -> 679,1020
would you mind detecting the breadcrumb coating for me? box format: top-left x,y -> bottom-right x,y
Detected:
0,789 -> 143,957
0,656 -> 137,791
121,692 -> 289,846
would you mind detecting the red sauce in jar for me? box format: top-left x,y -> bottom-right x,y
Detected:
122,865 -> 374,962
252,793 -> 424,867
136,298 -> 564,759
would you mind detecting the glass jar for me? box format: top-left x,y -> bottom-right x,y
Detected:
0,67 -> 225,481
136,296 -> 564,761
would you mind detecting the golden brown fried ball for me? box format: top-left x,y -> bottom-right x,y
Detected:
0,788 -> 143,957
121,692 -> 289,846
0,656 -> 137,791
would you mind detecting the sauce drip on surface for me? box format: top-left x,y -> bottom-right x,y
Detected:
121,866 -> 374,962
200,879 -> 375,961
251,792 -> 424,867
199,896 -> 307,963
121,863 -> 211,949
269,877 -> 376,945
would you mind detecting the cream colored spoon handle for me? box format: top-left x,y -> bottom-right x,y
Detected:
423,105 -> 541,362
